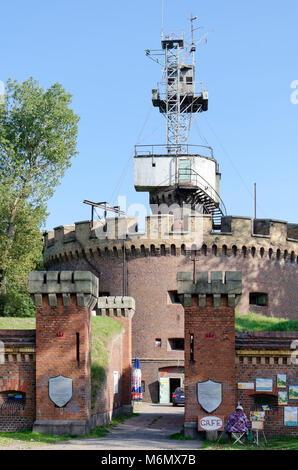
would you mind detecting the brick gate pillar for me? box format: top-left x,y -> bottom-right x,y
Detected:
97,296 -> 135,410
177,271 -> 242,439
28,271 -> 98,435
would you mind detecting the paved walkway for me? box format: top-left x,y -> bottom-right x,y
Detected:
37,403 -> 202,451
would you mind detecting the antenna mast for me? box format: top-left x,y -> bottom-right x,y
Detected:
134,16 -> 226,231
148,16 -> 208,155
161,0 -> 164,40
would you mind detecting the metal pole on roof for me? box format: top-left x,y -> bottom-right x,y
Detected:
254,183 -> 257,219
161,0 -> 164,40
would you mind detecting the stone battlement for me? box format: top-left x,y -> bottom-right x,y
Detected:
28,271 -> 98,309
43,215 -> 298,266
177,271 -> 242,307
97,296 -> 135,318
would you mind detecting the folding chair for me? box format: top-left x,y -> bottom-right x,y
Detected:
231,432 -> 246,445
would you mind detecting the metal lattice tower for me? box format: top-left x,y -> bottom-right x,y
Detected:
135,17 -> 226,230
147,17 -> 208,155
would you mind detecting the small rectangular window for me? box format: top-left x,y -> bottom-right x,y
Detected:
249,293 -> 268,307
168,291 -> 181,304
168,338 -> 184,351
190,333 -> 194,362
186,76 -> 193,84
76,332 -> 80,367
155,338 -> 162,347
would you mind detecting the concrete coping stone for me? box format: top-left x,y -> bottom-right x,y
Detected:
210,231 -> 233,236
28,271 -> 98,296
177,270 -> 242,295
252,234 -> 271,238
226,215 -> 252,220
146,214 -> 174,218
97,296 -> 135,310
74,220 -> 91,225
169,231 -> 191,235
268,219 -> 288,224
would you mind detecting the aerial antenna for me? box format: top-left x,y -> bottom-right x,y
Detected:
161,0 -> 165,40
189,15 -> 198,46
83,200 -> 125,227
189,14 -> 198,64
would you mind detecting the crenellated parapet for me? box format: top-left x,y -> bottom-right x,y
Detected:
43,215 -> 298,267
97,296 -> 135,318
177,271 -> 242,307
28,271 -> 98,309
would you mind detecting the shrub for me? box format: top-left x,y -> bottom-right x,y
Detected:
0,291 -> 35,317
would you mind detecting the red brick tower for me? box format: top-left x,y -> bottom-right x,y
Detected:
97,296 -> 135,411
178,271 -> 242,439
28,271 -> 98,435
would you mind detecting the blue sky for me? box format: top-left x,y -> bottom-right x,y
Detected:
1,0 -> 298,228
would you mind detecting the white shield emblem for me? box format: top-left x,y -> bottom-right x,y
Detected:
49,375 -> 73,408
197,379 -> 222,413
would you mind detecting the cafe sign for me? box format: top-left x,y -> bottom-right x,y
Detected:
198,415 -> 224,431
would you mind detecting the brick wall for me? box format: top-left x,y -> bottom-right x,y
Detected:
184,295 -> 236,423
93,297 -> 135,424
0,330 -> 36,431
235,332 -> 298,437
92,330 -> 124,421
116,316 -> 132,406
236,363 -> 297,437
45,250 -> 298,402
35,294 -> 91,423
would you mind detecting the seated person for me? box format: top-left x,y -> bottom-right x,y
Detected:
225,405 -> 250,440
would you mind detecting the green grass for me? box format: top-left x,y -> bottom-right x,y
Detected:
202,436 -> 298,450
0,316 -> 124,411
235,311 -> 298,332
90,316 -> 124,409
170,431 -> 193,441
0,430 -> 70,448
2,311 -> 298,335
149,415 -> 163,425
0,413 -> 138,448
0,317 -> 36,329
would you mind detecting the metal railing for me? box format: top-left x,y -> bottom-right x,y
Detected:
177,167 -> 227,217
134,144 -> 214,159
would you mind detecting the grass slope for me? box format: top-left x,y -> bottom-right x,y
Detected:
0,317 -> 36,329
235,311 -> 298,332
90,316 -> 123,409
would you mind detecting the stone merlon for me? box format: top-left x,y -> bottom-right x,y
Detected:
97,296 -> 135,318
28,271 -> 98,309
177,271 -> 242,307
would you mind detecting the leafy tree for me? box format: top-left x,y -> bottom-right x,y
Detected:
0,290 -> 35,317
0,77 -> 79,300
